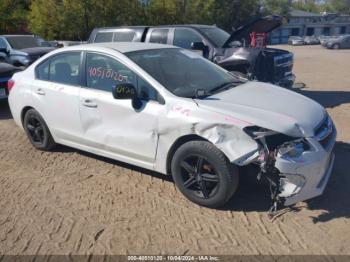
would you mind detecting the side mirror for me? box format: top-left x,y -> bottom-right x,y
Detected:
112,83 -> 137,100
191,42 -> 206,51
0,47 -> 9,54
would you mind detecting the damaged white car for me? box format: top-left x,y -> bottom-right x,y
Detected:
8,43 -> 336,210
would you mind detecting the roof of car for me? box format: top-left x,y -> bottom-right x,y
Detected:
153,24 -> 216,29
67,42 -> 177,53
94,24 -> 216,31
1,34 -> 36,37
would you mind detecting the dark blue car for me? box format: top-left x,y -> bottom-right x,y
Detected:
0,63 -> 21,100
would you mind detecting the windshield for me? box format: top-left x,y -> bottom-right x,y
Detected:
198,27 -> 230,47
6,36 -> 41,49
126,48 -> 244,98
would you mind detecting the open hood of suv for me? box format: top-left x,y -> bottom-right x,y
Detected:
223,15 -> 283,48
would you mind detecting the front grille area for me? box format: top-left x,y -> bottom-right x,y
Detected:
319,129 -> 334,149
315,116 -> 334,150
274,54 -> 294,80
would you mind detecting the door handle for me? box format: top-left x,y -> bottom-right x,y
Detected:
36,88 -> 45,95
82,99 -> 97,108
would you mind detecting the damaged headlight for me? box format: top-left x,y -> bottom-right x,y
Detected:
244,126 -> 309,156
277,139 -> 308,158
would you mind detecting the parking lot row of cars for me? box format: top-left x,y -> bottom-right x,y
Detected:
288,34 -> 350,49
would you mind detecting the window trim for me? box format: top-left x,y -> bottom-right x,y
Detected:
34,51 -> 84,87
82,51 -> 165,105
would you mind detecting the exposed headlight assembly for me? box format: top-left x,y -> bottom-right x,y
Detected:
277,139 -> 309,158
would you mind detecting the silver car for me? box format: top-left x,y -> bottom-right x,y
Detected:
8,43 -> 336,209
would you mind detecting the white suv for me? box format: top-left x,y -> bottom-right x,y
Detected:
8,42 -> 336,209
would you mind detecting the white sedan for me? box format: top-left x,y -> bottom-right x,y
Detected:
8,42 -> 336,209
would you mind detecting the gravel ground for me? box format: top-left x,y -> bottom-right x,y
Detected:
0,45 -> 350,255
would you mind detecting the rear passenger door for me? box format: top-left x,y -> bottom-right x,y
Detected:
32,52 -> 83,143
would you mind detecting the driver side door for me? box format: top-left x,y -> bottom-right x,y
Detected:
78,52 -> 165,169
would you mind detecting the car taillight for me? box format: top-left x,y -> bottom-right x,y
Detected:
7,79 -> 15,92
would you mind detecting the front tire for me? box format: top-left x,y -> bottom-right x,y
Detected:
333,44 -> 340,49
23,109 -> 56,151
171,141 -> 239,208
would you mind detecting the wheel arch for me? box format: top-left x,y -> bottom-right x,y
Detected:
21,106 -> 35,127
165,134 -> 209,175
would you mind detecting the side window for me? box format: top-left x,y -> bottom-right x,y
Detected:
36,59 -> 50,80
49,52 -> 81,85
94,32 -> 114,43
173,28 -> 202,49
149,29 -> 169,44
114,31 -> 135,42
86,53 -> 159,102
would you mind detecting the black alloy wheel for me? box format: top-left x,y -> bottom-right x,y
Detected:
23,109 -> 56,150
180,154 -> 220,199
171,141 -> 239,208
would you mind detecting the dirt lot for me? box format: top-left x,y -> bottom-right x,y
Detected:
0,45 -> 350,256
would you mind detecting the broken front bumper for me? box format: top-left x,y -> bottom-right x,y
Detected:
275,127 -> 336,206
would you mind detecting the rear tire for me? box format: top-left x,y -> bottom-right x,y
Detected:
171,141 -> 239,208
23,109 -> 56,151
333,44 -> 340,49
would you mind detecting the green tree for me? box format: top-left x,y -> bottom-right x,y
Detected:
211,0 -> 260,32
28,0 -> 144,40
326,0 -> 350,14
262,0 -> 291,15
292,0 -> 323,13
0,0 -> 30,34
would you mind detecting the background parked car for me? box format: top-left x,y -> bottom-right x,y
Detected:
88,16 -> 295,87
49,40 -> 85,48
288,36 -> 305,45
319,35 -> 339,46
0,62 -> 21,100
0,35 -> 55,67
325,35 -> 350,49
303,36 -> 320,45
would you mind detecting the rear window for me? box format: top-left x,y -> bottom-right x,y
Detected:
149,29 -> 169,44
114,31 -> 135,42
94,32 -> 114,43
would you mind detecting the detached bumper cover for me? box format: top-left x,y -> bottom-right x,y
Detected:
275,126 -> 336,206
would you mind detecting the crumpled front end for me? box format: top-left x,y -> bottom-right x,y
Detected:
276,117 -> 336,206
244,115 -> 336,207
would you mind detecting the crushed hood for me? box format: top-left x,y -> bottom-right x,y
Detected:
223,15 -> 283,48
196,82 -> 325,137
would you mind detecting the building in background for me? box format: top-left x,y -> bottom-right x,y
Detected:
270,9 -> 350,44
